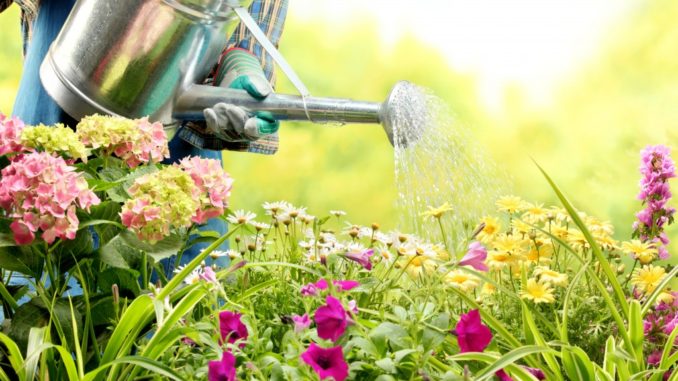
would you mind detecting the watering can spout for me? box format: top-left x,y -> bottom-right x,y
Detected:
173,81 -> 413,147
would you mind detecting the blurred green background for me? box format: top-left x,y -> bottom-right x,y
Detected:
1,1 -> 677,262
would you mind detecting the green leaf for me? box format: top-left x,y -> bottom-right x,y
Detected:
562,346 -> 596,381
375,357 -> 396,373
628,300 -> 644,368
98,233 -> 142,269
83,356 -> 187,381
603,336 -> 617,379
0,332 -> 26,380
0,233 -> 16,248
475,345 -> 554,380
120,230 -> 185,262
97,268 -> 141,297
369,322 -> 409,353
0,244 -> 44,278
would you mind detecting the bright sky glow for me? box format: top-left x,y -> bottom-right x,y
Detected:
291,0 -> 639,110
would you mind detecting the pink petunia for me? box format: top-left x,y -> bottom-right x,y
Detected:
208,350 -> 237,381
292,313 -> 311,333
459,241 -> 489,272
452,309 -> 493,353
219,311 -> 248,347
314,295 -> 348,342
300,343 -> 349,381
343,248 -> 374,270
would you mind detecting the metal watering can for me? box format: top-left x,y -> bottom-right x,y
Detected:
40,0 -> 412,146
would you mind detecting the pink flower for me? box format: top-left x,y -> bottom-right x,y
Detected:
208,350 -> 236,381
343,248 -> 374,270
647,351 -> 662,366
524,367 -> 546,380
314,295 -> 348,342
292,313 -> 311,333
300,283 -> 320,297
452,309 -> 492,352
495,369 -> 513,381
200,266 -> 217,283
459,241 -> 489,272
301,343 -> 349,381
179,157 -> 233,224
219,311 -> 248,347
0,113 -> 26,156
0,152 -> 99,245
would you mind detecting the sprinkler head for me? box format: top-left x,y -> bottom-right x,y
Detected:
380,81 -> 426,148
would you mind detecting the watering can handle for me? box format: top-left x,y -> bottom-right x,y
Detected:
233,7 -> 311,99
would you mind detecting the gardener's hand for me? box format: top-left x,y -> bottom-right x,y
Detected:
203,48 -> 279,142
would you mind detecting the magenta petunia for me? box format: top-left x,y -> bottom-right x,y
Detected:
343,248 -> 374,270
459,241 -> 489,272
524,366 -> 546,380
452,309 -> 493,353
219,311 -> 248,347
208,350 -> 237,381
495,369 -> 513,381
300,343 -> 349,381
314,295 -> 348,342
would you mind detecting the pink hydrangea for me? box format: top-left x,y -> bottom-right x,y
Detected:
0,113 -> 26,156
178,156 -> 234,224
124,117 -> 170,168
0,151 -> 100,245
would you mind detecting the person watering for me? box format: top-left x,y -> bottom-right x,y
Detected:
0,0 -> 288,279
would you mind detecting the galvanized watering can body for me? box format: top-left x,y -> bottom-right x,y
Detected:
41,0 -> 246,128
41,0 -> 411,146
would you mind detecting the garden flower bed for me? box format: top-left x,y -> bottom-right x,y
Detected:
0,113 -> 675,380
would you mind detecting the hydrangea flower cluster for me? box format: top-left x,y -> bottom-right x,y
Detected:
0,113 -> 26,156
633,145 -> 676,260
20,123 -> 89,161
178,156 -> 234,224
76,114 -> 169,167
0,151 -> 100,244
120,166 -> 199,243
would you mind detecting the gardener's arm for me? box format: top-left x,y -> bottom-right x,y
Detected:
178,0 -> 289,155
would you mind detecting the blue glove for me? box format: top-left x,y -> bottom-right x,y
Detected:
203,48 -> 279,142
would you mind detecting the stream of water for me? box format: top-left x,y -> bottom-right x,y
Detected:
388,82 -> 509,252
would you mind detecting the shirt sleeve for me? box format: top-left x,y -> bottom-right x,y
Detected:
181,0 -> 289,155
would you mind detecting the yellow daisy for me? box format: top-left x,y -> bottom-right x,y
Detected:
520,278 -> 556,304
526,241 -> 553,263
496,195 -> 525,214
533,266 -> 568,287
445,269 -> 480,292
522,202 -> 549,224
477,216 -> 501,242
621,240 -> 657,264
656,291 -> 675,305
421,202 -> 454,219
480,282 -> 496,296
631,265 -> 666,294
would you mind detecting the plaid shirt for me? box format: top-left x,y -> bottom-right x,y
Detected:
2,0 -> 288,155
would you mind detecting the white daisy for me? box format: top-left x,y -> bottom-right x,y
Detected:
226,210 -> 256,225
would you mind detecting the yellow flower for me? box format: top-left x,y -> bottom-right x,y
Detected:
402,255 -> 437,279
533,266 -> 568,287
522,202 -> 549,224
520,278 -> 556,304
566,229 -> 590,252
480,282 -> 496,295
550,224 -> 569,240
477,216 -> 501,243
511,219 -> 533,236
496,195 -> 525,214
421,202 -> 454,219
21,123 -> 90,161
487,233 -> 527,270
631,265 -> 666,295
445,269 -> 480,292
656,292 -> 674,305
526,241 -> 553,263
621,240 -> 657,264
595,233 -> 619,252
